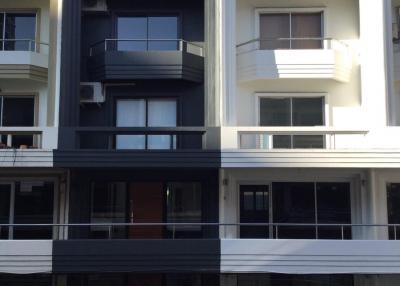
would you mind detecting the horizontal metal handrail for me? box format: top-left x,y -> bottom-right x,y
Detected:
237,127 -> 369,136
90,38 -> 204,56
0,39 -> 49,53
1,223 -> 398,240
75,126 -> 207,135
0,223 -> 399,227
236,37 -> 349,54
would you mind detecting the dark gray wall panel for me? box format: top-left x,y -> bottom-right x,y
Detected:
88,51 -> 204,82
53,240 -> 220,273
53,150 -> 221,168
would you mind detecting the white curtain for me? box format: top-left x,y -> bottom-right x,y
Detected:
148,99 -> 177,149
116,99 -> 146,149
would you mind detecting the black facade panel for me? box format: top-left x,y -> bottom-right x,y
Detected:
53,150 -> 221,168
88,51 -> 204,82
53,239 -> 220,273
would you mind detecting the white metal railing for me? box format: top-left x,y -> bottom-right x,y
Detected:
237,37 -> 348,54
0,222 -> 398,240
90,39 -> 204,57
0,127 -> 44,149
0,39 -> 49,53
237,127 -> 369,150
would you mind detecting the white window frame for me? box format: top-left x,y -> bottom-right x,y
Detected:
254,7 -> 327,49
0,177 -> 59,240
255,92 -> 330,149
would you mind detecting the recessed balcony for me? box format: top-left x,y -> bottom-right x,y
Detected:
237,38 -> 352,83
0,40 -> 49,82
88,39 -> 204,82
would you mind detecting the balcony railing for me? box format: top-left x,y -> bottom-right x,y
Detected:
76,126 -> 206,150
0,223 -> 398,240
0,39 -> 49,53
236,127 -> 369,150
237,37 -> 348,54
90,38 -> 204,57
0,127 -> 46,149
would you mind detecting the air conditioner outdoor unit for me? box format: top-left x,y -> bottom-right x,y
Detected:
82,0 -> 108,12
80,82 -> 105,103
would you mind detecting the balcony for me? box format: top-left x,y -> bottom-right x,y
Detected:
0,40 -> 49,82
237,38 -> 352,83
54,127 -> 220,168
215,126 -> 400,168
0,127 -> 56,167
1,223 -> 400,274
88,39 -> 204,82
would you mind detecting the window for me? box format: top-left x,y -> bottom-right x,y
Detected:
239,182 -> 351,239
0,96 -> 35,148
117,16 -> 178,51
387,183 -> 400,239
0,12 -> 36,51
90,182 -> 127,239
116,98 -> 177,150
166,182 -> 202,238
260,97 -> 324,148
259,12 -> 323,49
0,181 -> 54,240
0,275 -> 52,286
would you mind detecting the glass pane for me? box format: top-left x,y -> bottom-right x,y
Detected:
2,97 -> 34,126
147,99 -> 176,149
273,182 -> 316,239
90,182 -> 127,239
387,183 -> 400,239
240,185 -> 269,238
87,275 -> 125,286
273,135 -> 292,148
13,182 -> 54,239
116,99 -> 146,150
293,135 -> 324,149
0,184 -> 11,239
260,98 -> 291,126
291,13 -> 323,49
0,13 -> 3,51
259,14 -> 290,49
4,13 -> 36,51
148,99 -> 177,127
166,182 -> 202,238
148,16 -> 178,50
292,97 -> 324,126
317,183 -> 351,239
117,17 -> 147,51
165,274 -> 202,286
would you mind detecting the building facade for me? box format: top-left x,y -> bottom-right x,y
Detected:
0,0 -> 400,285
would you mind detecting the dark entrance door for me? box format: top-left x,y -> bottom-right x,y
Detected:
128,182 -> 164,239
240,185 -> 270,238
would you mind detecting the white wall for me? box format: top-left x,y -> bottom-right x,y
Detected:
235,0 -> 362,127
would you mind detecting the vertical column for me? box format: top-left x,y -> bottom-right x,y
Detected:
359,0 -> 389,126
221,0 -> 237,126
58,0 -> 81,149
204,0 -> 236,127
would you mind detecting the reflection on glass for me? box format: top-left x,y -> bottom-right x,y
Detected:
238,274 -> 354,286
13,182 -> 54,239
166,182 -> 202,238
117,16 -> 178,51
387,183 -> 400,240
90,182 -> 127,239
0,184 -> 11,239
4,13 -> 36,51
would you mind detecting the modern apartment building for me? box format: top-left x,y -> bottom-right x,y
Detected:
1,0 -> 400,285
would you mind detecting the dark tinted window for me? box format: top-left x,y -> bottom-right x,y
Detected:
2,97 -> 34,126
13,182 -> 54,239
260,98 -> 290,126
292,97 -> 324,126
4,13 -> 36,51
387,183 -> 400,239
0,184 -> 11,239
117,16 -> 178,51
273,182 -> 316,239
0,275 -> 52,286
